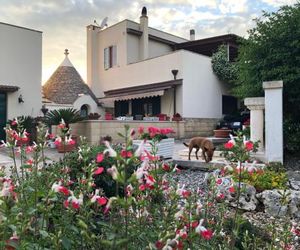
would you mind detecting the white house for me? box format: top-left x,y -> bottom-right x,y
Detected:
43,49 -> 103,118
0,22 -> 42,140
87,7 -> 239,120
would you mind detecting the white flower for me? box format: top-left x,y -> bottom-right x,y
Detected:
103,141 -> 117,157
134,140 -> 145,157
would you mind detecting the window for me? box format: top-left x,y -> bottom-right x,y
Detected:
80,105 -> 89,118
104,45 -> 117,69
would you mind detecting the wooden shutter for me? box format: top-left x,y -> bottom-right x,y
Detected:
112,45 -> 117,66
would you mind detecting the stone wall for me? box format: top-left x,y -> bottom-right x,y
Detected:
184,118 -> 219,138
52,118 -> 219,145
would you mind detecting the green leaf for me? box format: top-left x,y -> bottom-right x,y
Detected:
61,237 -> 72,250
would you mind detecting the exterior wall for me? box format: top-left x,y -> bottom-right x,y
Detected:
149,39 -> 173,60
127,34 -> 140,64
0,23 -> 42,119
181,51 -> 229,118
161,88 -> 174,116
99,51 -> 183,91
73,95 -> 104,116
52,118 -> 219,145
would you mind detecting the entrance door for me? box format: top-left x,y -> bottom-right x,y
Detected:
0,93 -> 7,141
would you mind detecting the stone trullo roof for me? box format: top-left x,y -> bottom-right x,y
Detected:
43,49 -> 98,105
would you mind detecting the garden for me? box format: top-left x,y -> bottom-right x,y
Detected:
0,118 -> 299,250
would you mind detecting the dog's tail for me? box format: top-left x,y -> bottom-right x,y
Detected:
183,142 -> 189,147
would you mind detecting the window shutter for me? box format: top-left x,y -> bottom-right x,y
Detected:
112,45 -> 117,66
104,47 -> 109,69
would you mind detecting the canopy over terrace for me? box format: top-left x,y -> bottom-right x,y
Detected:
99,79 -> 182,118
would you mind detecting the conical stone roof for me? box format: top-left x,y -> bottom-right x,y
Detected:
43,49 -> 98,105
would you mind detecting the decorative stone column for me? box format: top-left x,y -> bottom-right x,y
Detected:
244,97 -> 265,151
263,81 -> 283,163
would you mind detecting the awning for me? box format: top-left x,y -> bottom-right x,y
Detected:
98,79 -> 182,107
0,85 -> 19,92
100,90 -> 164,107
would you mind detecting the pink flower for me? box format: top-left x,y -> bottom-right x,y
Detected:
96,153 -> 104,163
224,141 -> 234,149
244,141 -> 254,151
68,139 -> 76,145
139,184 -> 146,191
58,186 -> 70,196
130,128 -> 135,137
216,178 -> 222,185
63,200 -> 69,208
26,159 -> 34,165
138,126 -> 144,135
94,167 -> 104,175
217,193 -> 225,200
54,137 -> 61,146
11,120 -> 17,126
25,146 -> 34,153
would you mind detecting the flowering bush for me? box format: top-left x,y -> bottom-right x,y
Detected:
137,126 -> 174,141
0,122 -> 296,249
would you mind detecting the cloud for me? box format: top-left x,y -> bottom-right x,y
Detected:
260,0 -> 298,7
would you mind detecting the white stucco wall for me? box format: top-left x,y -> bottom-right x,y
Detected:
181,51 -> 228,118
0,23 -> 42,119
73,95 -> 104,116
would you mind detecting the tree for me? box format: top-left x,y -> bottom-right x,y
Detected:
234,4 -> 300,116
234,3 -> 300,152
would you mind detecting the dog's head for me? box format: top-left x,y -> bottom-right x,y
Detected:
204,146 -> 216,163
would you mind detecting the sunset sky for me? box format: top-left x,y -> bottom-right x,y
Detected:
0,0 -> 297,83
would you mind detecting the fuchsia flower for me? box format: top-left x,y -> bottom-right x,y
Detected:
195,219 -> 214,240
162,163 -> 170,171
176,185 -> 191,198
91,189 -> 107,206
54,137 -> 62,146
26,159 -> 34,165
68,139 -> 76,145
51,182 -> 70,196
64,192 -> 83,209
216,178 -> 222,185
96,153 -> 104,163
0,178 -> 16,198
94,167 -> 104,175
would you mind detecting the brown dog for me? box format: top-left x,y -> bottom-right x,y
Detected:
183,137 -> 216,162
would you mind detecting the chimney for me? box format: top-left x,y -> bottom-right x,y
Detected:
140,6 -> 149,60
190,29 -> 195,41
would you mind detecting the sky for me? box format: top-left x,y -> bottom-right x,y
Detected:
0,0 -> 298,83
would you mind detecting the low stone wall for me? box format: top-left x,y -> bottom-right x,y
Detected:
184,118 -> 219,138
52,118 -> 219,145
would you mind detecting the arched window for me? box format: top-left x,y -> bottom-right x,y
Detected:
80,104 -> 89,118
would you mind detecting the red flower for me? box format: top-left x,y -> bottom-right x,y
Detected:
63,200 -> 69,208
155,240 -> 164,250
121,150 -> 132,158
26,159 -> 34,165
139,184 -> 146,191
192,221 -> 199,228
94,167 -> 104,175
229,186 -> 235,193
224,141 -> 234,149
130,129 -> 135,137
58,123 -> 65,129
97,197 -> 107,206
58,186 -> 70,196
245,141 -> 254,151
96,153 -> 104,163
71,201 -> 80,209
201,229 -> 213,240
11,120 -> 17,126
162,163 -> 170,171
217,193 -> 225,199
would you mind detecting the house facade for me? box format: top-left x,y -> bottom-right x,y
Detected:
0,22 -> 42,140
87,7 -> 238,120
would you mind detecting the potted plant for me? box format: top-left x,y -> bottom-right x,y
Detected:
157,113 -> 167,121
132,126 -> 175,159
213,127 -> 232,138
105,112 -> 113,120
172,113 -> 182,121
88,113 -> 101,120
45,108 -> 84,152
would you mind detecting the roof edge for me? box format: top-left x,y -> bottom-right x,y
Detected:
0,22 -> 42,33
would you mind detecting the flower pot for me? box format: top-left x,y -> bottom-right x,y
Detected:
56,143 -> 76,153
133,138 -> 175,159
105,113 -> 113,120
213,129 -> 231,138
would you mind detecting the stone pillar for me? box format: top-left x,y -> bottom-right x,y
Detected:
244,97 -> 265,151
263,81 -> 283,163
